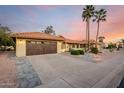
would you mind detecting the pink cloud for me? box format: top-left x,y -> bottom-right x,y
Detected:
64,8 -> 124,42
100,9 -> 124,42
64,20 -> 86,40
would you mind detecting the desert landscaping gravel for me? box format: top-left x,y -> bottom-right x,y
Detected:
0,52 -> 17,87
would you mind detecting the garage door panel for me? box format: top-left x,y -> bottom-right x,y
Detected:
26,41 -> 57,56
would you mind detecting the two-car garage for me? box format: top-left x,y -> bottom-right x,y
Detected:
11,32 -> 84,57
12,32 -> 64,57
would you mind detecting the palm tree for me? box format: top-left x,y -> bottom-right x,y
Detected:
93,9 -> 107,48
82,5 -> 95,51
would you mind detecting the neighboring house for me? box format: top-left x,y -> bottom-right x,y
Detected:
97,36 -> 106,51
11,32 -> 90,57
116,41 -> 123,48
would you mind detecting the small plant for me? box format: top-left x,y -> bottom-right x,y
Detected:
109,48 -> 113,52
90,47 -> 99,54
107,43 -> 116,52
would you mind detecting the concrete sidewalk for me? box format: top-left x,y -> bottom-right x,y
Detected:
28,49 -> 124,88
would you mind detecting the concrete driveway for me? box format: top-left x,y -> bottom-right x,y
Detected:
27,49 -> 124,88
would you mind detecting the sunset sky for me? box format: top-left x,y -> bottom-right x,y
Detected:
0,5 -> 124,42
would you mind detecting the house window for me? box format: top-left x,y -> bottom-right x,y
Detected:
69,44 -> 71,48
44,41 -> 49,44
41,41 -> 44,44
72,44 -> 75,48
27,41 -> 31,43
77,44 -> 79,48
31,41 -> 36,44
36,41 -> 41,44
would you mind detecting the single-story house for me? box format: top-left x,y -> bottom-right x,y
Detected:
11,32 -> 95,57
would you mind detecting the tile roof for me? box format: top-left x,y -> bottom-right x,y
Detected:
64,39 -> 95,44
11,32 -> 64,41
64,39 -> 84,44
11,32 -> 95,44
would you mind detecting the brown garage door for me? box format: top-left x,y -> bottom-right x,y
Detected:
26,41 -> 57,56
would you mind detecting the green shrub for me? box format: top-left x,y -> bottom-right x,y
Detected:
108,44 -> 116,49
107,43 -> 116,52
71,50 -> 80,55
91,47 -> 99,54
70,48 -> 84,55
78,50 -> 84,55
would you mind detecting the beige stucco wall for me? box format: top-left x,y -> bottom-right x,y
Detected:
57,41 -> 63,53
62,43 -> 66,52
64,43 -> 82,51
65,43 -> 69,51
57,41 -> 72,53
16,38 -> 26,57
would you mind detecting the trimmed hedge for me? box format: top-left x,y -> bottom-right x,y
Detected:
90,47 -> 99,54
78,50 -> 84,55
70,48 -> 84,55
71,50 -> 80,55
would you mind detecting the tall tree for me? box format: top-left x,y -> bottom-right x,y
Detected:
42,26 -> 55,35
82,5 -> 95,51
0,25 -> 15,51
93,9 -> 107,47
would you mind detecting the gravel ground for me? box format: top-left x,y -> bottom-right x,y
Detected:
0,52 -> 17,88
0,51 -> 41,88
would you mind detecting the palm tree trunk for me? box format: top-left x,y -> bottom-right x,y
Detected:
96,21 -> 100,48
86,23 -> 87,43
87,19 -> 90,51
85,22 -> 88,52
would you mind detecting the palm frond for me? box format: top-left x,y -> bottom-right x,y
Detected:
93,8 -> 107,22
82,5 -> 95,22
